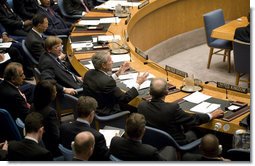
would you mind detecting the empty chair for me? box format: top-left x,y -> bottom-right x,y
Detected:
57,0 -> 82,22
142,126 -> 201,155
0,108 -> 23,141
226,148 -> 250,161
233,40 -> 250,86
58,144 -> 73,161
94,111 -> 130,131
21,40 -> 39,67
203,9 -> 232,72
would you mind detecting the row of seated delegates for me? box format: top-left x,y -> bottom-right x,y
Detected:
83,50 -> 149,116
137,78 -> 224,145
0,62 -> 34,122
0,32 -> 34,79
0,0 -> 32,36
13,0 -> 39,20
182,134 -> 230,161
37,0 -> 73,36
72,131 -> 95,161
31,79 -> 61,157
8,112 -> 53,161
110,113 -> 178,161
234,12 -> 250,43
63,0 -> 103,16
39,36 -> 83,95
60,96 -> 110,161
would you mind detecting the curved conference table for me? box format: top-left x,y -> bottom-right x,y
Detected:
67,0 -> 250,135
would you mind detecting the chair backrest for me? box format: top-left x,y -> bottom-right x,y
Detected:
58,144 -> 73,161
94,111 -> 130,130
0,108 -> 22,141
33,67 -> 41,83
7,0 -> 14,9
109,154 -> 122,161
233,40 -> 250,74
57,0 -> 82,19
21,40 -> 39,66
227,148 -> 250,161
203,9 -> 225,45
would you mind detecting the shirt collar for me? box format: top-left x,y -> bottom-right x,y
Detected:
76,118 -> 90,126
25,136 -> 39,143
32,28 -> 42,38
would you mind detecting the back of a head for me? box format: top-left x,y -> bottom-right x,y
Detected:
25,112 -> 44,133
77,96 -> 98,118
32,13 -> 47,27
91,51 -> 109,70
125,113 -> 146,139
149,78 -> 168,99
200,134 -> 220,157
3,62 -> 22,81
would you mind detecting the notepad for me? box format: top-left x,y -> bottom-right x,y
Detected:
190,102 -> 220,114
183,91 -> 211,104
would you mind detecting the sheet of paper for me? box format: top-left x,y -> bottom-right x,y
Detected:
121,78 -> 151,90
77,20 -> 100,25
183,91 -> 211,104
71,42 -> 93,49
95,0 -> 141,9
111,54 -> 130,63
0,53 -> 10,64
0,42 -> 12,49
99,129 -> 123,147
100,17 -> 121,24
190,102 -> 221,114
97,35 -> 121,42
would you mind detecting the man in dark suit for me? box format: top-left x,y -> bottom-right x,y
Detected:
234,13 -> 250,43
13,0 -> 39,20
63,0 -> 97,16
110,113 -> 177,161
72,131 -> 95,161
25,13 -> 48,62
0,62 -> 30,121
83,51 -> 148,115
39,36 -> 82,95
138,78 -> 224,145
8,112 -> 53,161
0,0 -> 32,36
38,0 -> 72,36
60,96 -> 110,161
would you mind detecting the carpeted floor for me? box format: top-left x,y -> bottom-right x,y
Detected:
159,44 -> 249,88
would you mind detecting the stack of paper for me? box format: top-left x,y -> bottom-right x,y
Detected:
190,102 -> 221,114
99,129 -> 124,147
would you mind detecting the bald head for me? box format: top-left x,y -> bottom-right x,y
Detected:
72,131 -> 95,160
200,134 -> 220,157
149,78 -> 168,99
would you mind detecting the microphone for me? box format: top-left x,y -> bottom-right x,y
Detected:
205,81 -> 217,84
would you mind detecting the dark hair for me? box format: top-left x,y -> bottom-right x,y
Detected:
3,62 -> 22,81
77,96 -> 98,118
25,112 -> 44,133
32,13 -> 47,26
125,113 -> 146,139
149,78 -> 168,99
33,80 -> 56,110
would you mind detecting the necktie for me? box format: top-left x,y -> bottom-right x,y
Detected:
56,58 -> 78,82
17,88 -> 31,109
80,0 -> 90,12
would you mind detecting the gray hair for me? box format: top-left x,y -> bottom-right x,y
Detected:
3,62 -> 23,81
91,51 -> 109,70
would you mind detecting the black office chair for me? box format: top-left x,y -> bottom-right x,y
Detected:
226,148 -> 250,161
142,126 -> 201,156
233,40 -> 250,86
58,144 -> 73,161
57,0 -> 82,22
21,40 -> 39,67
203,9 -> 232,73
94,111 -> 130,131
0,108 -> 23,141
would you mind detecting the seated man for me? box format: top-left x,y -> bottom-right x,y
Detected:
39,36 -> 82,95
110,113 -> 177,161
38,0 -> 73,36
13,0 -> 39,20
138,78 -> 224,145
72,131 -> 95,161
60,96 -> 109,161
0,62 -> 31,121
83,51 -> 148,115
63,0 -> 96,16
8,112 -> 53,161
0,0 -> 32,36
234,13 -> 250,43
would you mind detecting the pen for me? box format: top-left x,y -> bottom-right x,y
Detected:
206,103 -> 212,108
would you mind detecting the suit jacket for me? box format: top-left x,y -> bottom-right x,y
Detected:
13,0 -> 39,20
59,120 -> 109,161
31,105 -> 60,157
0,80 -> 30,121
37,6 -> 72,35
138,98 -> 210,145
83,69 -> 139,115
63,0 -> 94,15
234,24 -> 250,43
25,30 -> 45,61
110,136 -> 168,161
8,138 -> 53,161
39,53 -> 82,92
0,1 -> 27,36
